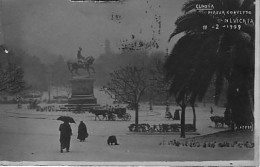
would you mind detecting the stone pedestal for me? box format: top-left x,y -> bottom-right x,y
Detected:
68,76 -> 97,105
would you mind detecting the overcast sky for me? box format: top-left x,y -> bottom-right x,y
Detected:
1,0 -> 184,60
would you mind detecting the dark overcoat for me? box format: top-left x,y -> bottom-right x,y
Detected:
77,122 -> 88,141
59,122 -> 72,150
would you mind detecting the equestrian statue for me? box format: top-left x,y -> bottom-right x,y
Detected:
67,47 -> 95,76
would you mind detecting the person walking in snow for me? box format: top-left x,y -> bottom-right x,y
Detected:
77,121 -> 88,142
59,121 -> 72,153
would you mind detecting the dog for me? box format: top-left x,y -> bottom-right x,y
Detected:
107,135 -> 119,145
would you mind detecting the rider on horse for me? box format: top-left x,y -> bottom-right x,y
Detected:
67,47 -> 95,76
77,47 -> 85,64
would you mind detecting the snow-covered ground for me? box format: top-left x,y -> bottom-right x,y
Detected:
0,90 -> 255,164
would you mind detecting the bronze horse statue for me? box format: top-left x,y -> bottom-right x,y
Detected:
67,56 -> 95,76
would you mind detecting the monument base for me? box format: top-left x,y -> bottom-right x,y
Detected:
68,95 -> 97,105
68,76 -> 98,107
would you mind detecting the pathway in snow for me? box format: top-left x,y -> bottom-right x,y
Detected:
0,104 -> 254,162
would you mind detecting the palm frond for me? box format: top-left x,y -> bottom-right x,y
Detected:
182,0 -> 204,13
165,34 -> 205,80
225,0 -> 241,10
168,12 -> 214,42
241,25 -> 255,42
240,0 -> 255,10
196,68 -> 215,101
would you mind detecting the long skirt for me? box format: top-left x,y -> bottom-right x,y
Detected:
60,135 -> 71,150
77,131 -> 88,141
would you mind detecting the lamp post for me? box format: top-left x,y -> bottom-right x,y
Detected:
47,67 -> 52,103
149,72 -> 157,112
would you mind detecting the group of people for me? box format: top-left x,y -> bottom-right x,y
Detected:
59,121 -> 88,153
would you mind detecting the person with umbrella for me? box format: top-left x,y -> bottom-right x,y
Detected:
57,116 -> 75,153
77,121 -> 88,142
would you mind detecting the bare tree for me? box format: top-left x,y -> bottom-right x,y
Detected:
0,63 -> 26,94
148,54 -> 172,115
102,65 -> 148,132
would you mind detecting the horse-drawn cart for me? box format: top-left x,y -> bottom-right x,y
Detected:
89,107 -> 131,121
109,108 -> 131,121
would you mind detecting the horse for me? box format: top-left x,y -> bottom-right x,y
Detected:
89,108 -> 108,121
67,56 -> 95,76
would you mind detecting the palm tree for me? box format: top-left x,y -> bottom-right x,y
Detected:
165,34 -> 205,137
165,0 -> 255,133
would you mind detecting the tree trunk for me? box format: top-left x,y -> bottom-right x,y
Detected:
180,106 -> 186,138
231,122 -> 235,131
191,104 -> 196,131
149,101 -> 153,112
134,104 -> 139,132
248,89 -> 254,111
248,89 -> 254,128
165,98 -> 169,113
